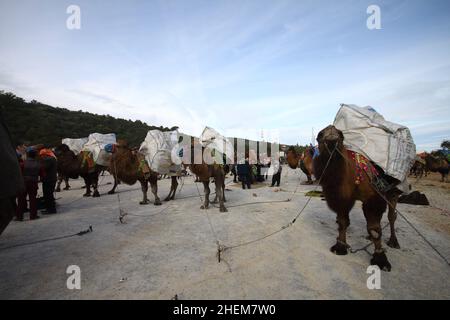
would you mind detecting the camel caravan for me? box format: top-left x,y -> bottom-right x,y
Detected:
17,103 -> 449,273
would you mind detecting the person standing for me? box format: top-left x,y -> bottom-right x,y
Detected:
40,148 -> 58,214
0,110 -> 24,234
270,160 -> 282,187
237,160 -> 251,189
16,147 -> 43,221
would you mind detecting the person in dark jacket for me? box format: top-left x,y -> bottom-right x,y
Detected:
237,160 -> 251,189
16,147 -> 43,220
40,148 -> 58,214
0,111 -> 25,234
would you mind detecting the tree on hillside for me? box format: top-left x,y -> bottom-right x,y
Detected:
0,91 -> 175,147
441,140 -> 450,150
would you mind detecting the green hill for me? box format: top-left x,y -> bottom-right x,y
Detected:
0,91 -> 177,148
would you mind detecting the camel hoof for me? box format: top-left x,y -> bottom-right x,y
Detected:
220,207 -> 228,213
200,205 -> 208,210
83,193 -> 91,197
371,251 -> 392,272
139,200 -> 150,205
55,188 -> 61,192
330,242 -> 348,255
92,191 -> 100,198
63,186 -> 70,190
154,200 -> 162,206
108,190 -> 115,195
387,237 -> 401,249
164,197 -> 171,202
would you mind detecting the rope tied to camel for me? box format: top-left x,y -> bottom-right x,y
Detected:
218,143 -> 338,255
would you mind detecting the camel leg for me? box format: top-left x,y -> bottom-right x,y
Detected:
63,177 -> 71,190
363,197 -> 391,272
386,193 -> 400,249
149,175 -> 162,205
139,179 -> 150,205
330,211 -> 350,255
83,177 -> 91,197
164,176 -> 178,201
55,174 -> 63,192
215,177 -> 227,212
200,181 -> 210,210
92,173 -> 100,197
222,179 -> 226,202
108,174 -> 119,194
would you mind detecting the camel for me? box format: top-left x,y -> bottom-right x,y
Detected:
409,159 -> 425,179
54,144 -> 104,197
286,146 -> 315,184
107,140 -> 179,205
313,125 -> 402,272
424,152 -> 449,182
183,140 -> 228,212
186,163 -> 227,212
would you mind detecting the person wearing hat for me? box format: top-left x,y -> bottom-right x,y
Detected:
39,148 -> 57,214
16,147 -> 44,220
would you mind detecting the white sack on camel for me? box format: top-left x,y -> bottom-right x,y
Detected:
199,126 -> 234,164
82,133 -> 116,166
61,137 -> 89,155
333,104 -> 416,187
139,130 -> 182,175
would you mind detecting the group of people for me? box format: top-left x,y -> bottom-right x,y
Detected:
234,160 -> 283,190
14,144 -> 58,220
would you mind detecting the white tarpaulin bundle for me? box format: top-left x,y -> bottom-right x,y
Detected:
82,133 -> 116,166
62,137 -> 88,155
199,127 -> 234,163
333,104 -> 416,184
139,130 -> 182,175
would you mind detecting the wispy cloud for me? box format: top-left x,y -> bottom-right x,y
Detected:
0,0 -> 449,150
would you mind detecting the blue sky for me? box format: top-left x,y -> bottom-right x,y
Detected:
0,0 -> 449,150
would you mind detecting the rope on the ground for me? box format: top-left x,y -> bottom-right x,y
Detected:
0,226 -> 93,251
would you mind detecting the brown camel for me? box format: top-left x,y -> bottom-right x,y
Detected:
54,144 -> 104,197
424,152 -> 449,182
313,125 -> 402,271
286,146 -> 315,184
107,140 -> 179,205
186,163 -> 227,212
409,159 -> 425,179
183,141 -> 228,212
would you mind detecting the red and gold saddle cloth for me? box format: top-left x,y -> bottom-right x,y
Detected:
80,150 -> 96,172
347,150 -> 379,185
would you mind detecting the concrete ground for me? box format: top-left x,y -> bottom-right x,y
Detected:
0,167 -> 449,299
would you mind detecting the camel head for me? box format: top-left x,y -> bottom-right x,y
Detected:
54,144 -> 70,157
316,125 -> 344,155
113,139 -> 132,154
286,146 -> 300,169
